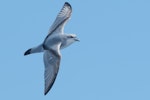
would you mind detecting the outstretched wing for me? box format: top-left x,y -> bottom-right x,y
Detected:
48,2 -> 72,35
43,44 -> 61,95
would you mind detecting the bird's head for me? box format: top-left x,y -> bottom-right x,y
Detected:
67,34 -> 79,43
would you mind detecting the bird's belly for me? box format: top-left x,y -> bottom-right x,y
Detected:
44,35 -> 62,49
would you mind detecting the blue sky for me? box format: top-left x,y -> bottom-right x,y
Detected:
0,0 -> 150,100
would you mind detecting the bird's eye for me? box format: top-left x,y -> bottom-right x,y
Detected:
70,36 -> 74,38
69,36 -> 74,38
68,35 -> 76,38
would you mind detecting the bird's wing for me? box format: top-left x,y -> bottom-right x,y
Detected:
48,2 -> 72,35
43,43 -> 61,95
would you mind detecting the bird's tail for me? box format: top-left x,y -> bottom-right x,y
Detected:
24,44 -> 44,55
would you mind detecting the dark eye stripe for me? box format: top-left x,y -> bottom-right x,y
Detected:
70,36 -> 74,38
68,35 -> 74,38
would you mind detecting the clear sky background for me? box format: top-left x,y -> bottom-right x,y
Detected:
0,0 -> 150,100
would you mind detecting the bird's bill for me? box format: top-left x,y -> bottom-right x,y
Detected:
75,38 -> 80,42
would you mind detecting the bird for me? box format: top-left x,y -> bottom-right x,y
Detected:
24,2 -> 79,95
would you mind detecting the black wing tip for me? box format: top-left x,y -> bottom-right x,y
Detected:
44,72 -> 58,95
24,48 -> 31,56
65,2 -> 72,9
44,79 -> 56,95
44,91 -> 48,95
44,86 -> 51,95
